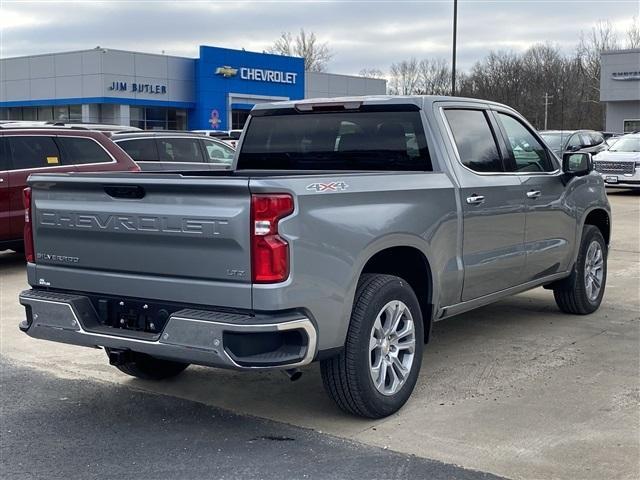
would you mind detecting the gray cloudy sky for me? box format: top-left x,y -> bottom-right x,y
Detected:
0,1 -> 637,74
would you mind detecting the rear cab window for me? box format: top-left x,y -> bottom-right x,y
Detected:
443,109 -> 504,173
237,106 -> 432,171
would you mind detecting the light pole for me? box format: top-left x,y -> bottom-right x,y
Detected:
451,0 -> 458,96
543,92 -> 553,130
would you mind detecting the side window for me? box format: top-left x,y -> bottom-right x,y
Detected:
157,138 -> 205,163
580,133 -> 592,147
116,139 -> 158,162
444,109 -> 503,172
567,134 -> 582,150
202,140 -> 234,164
8,136 -> 63,169
55,137 -> 112,165
497,113 -> 555,172
590,132 -> 604,146
0,138 -> 10,171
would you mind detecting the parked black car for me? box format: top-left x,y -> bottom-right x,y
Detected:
539,130 -> 607,158
112,131 -> 235,171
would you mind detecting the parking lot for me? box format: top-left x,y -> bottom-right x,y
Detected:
1,190 -> 638,480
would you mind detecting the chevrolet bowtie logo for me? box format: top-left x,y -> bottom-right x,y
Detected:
215,66 -> 238,78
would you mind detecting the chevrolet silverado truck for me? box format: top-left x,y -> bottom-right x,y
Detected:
19,96 -> 611,418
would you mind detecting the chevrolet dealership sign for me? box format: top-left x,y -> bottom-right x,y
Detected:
611,71 -> 640,81
215,65 -> 298,84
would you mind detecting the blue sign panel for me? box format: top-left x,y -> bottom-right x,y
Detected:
190,45 -> 305,130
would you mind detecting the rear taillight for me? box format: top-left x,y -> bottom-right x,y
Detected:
251,194 -> 294,283
23,187 -> 34,263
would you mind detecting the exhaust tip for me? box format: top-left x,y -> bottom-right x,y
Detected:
282,368 -> 302,382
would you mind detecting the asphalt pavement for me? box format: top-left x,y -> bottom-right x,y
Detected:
0,357 -> 503,480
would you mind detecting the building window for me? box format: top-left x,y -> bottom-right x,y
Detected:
129,107 -> 187,130
232,109 -> 250,130
623,119 -> 640,133
0,105 -> 82,122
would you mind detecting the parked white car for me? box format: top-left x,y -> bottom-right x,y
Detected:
593,133 -> 640,190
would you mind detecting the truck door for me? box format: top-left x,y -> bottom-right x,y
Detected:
443,108 -> 526,301
493,111 -> 576,281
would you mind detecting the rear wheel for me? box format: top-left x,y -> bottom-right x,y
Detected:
320,274 -> 423,418
553,225 -> 607,314
106,349 -> 189,380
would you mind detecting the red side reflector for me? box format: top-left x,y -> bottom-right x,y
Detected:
23,187 -> 34,263
251,194 -> 294,283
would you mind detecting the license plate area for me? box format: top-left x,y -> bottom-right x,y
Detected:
93,298 -> 177,334
605,175 -> 618,183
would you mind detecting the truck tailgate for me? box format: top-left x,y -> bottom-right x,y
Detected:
28,173 -> 252,309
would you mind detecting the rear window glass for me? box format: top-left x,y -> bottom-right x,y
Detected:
117,139 -> 158,162
158,138 -> 205,163
444,109 -> 503,173
237,110 -> 432,171
9,136 -> 63,169
56,137 -> 112,164
203,140 -> 234,164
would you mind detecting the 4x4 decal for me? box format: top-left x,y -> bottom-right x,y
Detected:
306,181 -> 349,193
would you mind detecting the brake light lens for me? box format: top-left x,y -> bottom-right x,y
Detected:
251,194 -> 294,283
23,187 -> 34,263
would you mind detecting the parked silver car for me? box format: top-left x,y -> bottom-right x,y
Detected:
593,133 -> 640,190
112,131 -> 235,171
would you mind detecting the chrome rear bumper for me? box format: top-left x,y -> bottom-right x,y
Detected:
19,289 -> 317,370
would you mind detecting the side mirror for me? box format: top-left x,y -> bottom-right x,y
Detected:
563,152 -> 593,176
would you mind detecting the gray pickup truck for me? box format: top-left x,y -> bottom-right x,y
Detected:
19,96 -> 611,418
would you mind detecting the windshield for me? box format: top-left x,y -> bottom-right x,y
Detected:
540,133 -> 567,151
237,109 -> 431,171
609,137 -> 640,152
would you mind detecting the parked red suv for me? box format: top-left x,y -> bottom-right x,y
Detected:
1,129 -> 139,253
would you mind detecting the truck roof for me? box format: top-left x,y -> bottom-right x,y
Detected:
251,95 -> 512,112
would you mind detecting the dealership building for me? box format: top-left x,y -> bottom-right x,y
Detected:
600,48 -> 640,133
0,45 -> 386,130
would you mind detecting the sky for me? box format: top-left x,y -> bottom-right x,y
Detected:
0,0 -> 637,75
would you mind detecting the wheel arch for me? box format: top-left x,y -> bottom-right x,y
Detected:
582,207 -> 611,247
359,245 -> 434,343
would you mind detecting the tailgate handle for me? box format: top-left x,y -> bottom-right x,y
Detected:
104,185 -> 146,199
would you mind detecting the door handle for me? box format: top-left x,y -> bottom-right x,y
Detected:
526,190 -> 541,199
466,194 -> 485,205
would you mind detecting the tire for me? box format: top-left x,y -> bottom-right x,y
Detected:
106,349 -> 189,380
553,225 -> 607,315
320,274 -> 424,418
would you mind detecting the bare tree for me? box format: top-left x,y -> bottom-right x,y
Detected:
269,29 -> 333,72
417,58 -> 451,95
627,15 -> 640,48
358,68 -> 386,79
389,58 -> 420,95
380,20 -> 626,130
577,20 -> 619,92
